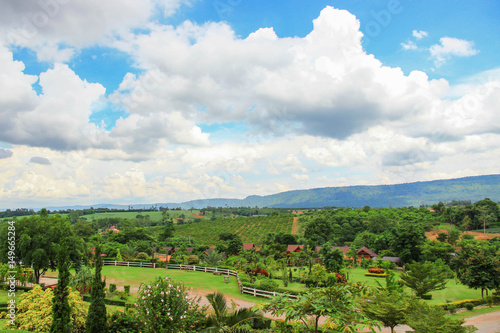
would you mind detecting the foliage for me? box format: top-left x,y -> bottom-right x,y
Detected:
107,310 -> 142,333
454,239 -> 500,297
204,291 -> 259,333
11,285 -> 86,332
71,265 -> 94,298
389,223 -> 426,263
258,283 -> 380,333
86,242 -> 108,333
400,261 -> 448,298
360,290 -> 408,333
320,245 -> 344,273
135,276 -> 205,333
204,250 -> 224,267
404,298 -> 477,333
0,212 -> 84,284
50,243 -> 72,333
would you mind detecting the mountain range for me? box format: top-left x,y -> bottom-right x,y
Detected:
39,174 -> 500,211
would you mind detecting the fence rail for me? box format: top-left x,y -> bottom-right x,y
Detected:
103,260 -> 155,268
165,264 -> 299,299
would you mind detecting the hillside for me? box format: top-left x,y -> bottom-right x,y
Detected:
167,174 -> 500,209
33,174 -> 500,211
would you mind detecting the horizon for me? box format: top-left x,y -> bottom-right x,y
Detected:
1,1 -> 500,208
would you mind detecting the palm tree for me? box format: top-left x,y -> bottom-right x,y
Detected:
203,292 -> 260,333
121,244 -> 138,260
204,250 -> 224,267
70,265 -> 94,299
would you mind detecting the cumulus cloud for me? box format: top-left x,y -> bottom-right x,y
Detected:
429,37 -> 479,66
401,40 -> 417,50
0,0 -> 185,62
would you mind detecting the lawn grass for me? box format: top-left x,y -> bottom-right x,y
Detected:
348,267 -> 483,303
449,304 -> 500,320
99,266 -> 267,304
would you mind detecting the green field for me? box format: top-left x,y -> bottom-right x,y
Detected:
175,215 -> 295,245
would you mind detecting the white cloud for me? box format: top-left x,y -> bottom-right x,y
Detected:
401,40 -> 417,50
429,37 -> 479,67
412,30 -> 428,40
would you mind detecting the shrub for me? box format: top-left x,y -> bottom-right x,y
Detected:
186,255 -> 200,265
464,302 -> 474,311
421,294 -> 432,300
135,276 -> 205,332
368,268 -> 385,274
107,310 -> 141,333
135,252 -> 149,260
258,278 -> 279,292
109,283 -> 117,293
124,285 -> 131,294
13,285 -> 86,332
364,273 -> 387,278
447,305 -> 457,314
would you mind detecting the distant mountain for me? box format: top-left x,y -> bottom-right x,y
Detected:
33,174 -> 500,211
167,174 -> 499,209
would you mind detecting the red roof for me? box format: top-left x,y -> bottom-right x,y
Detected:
243,243 -> 255,251
287,245 -> 304,253
357,247 -> 378,257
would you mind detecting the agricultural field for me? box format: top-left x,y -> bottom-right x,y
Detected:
174,214 -> 295,245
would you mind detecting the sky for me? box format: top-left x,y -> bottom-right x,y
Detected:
0,0 -> 499,209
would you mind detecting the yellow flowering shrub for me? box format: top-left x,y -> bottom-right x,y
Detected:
5,285 -> 87,332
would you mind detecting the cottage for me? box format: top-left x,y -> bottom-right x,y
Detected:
286,244 -> 304,254
243,243 -> 255,251
357,247 -> 378,261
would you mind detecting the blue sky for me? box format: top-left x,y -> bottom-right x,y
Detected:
0,0 -> 499,208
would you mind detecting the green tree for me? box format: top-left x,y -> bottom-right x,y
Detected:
70,265 -> 94,299
227,237 -> 243,256
204,291 -> 259,333
85,243 -> 108,333
50,243 -> 72,333
360,291 -> 407,333
404,298 -> 477,333
389,223 -> 425,263
421,240 -> 455,265
320,244 -> 344,273
204,250 -> 224,266
400,261 -> 448,298
455,240 -> 500,298
258,283 -> 380,333
0,213 -> 83,284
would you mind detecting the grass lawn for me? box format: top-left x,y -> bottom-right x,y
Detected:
99,266 -> 266,304
347,267 -> 483,303
449,304 -> 500,320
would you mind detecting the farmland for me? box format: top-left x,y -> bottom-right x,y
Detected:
174,214 -> 295,244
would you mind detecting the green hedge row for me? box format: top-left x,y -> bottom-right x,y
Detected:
364,273 -> 388,278
438,295 -> 500,310
82,295 -> 127,307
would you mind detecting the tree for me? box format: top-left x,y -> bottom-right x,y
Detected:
258,283 -> 380,333
400,261 -> 448,298
227,237 -> 243,256
204,250 -> 224,267
85,242 -> 108,333
14,285 -> 86,332
455,240 -> 500,298
204,291 -> 259,333
421,240 -> 455,265
304,217 -> 333,244
405,298 -> 477,333
389,223 -> 425,263
50,243 -> 72,333
360,291 -> 408,333
159,221 -> 174,241
70,265 -> 94,299
320,244 -> 344,273
0,213 -> 83,284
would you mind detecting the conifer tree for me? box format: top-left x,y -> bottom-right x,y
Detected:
85,243 -> 108,333
50,243 -> 72,333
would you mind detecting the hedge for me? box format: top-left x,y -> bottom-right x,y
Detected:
438,296 -> 500,310
364,273 -> 387,278
82,295 -> 126,306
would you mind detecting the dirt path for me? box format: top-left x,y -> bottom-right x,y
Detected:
291,216 -> 299,234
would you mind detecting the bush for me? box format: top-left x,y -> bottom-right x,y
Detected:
421,294 -> 432,300
364,273 -> 387,278
258,278 -> 279,292
135,276 -> 205,332
124,285 -> 130,294
447,305 -> 457,314
109,283 -> 117,293
107,310 -> 141,332
368,268 -> 385,274
464,302 -> 474,311
186,255 -> 200,265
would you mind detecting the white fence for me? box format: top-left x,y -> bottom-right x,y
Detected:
103,260 -> 155,268
165,264 -> 299,299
